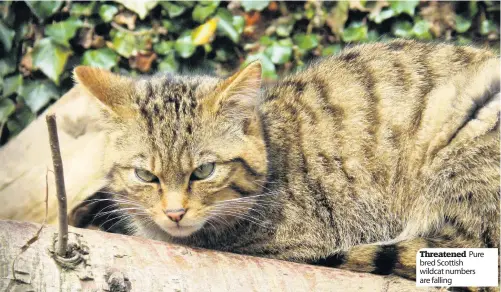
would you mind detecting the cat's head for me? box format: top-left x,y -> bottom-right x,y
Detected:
74,62 -> 268,238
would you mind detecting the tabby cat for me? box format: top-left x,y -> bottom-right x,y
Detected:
74,39 -> 500,281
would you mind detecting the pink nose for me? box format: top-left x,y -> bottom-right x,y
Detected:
165,208 -> 186,222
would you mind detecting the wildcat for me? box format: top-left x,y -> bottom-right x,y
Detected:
74,39 -> 500,280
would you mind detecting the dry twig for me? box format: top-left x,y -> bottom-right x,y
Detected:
46,114 -> 69,257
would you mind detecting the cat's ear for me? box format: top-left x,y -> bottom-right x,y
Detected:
73,66 -> 136,117
209,61 -> 262,118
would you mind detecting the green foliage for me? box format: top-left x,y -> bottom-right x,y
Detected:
0,0 -> 499,144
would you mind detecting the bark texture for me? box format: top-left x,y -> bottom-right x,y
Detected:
0,220 -> 421,292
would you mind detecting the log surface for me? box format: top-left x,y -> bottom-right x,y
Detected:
0,220 -> 423,292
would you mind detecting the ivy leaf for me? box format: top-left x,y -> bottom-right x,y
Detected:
244,53 -> 277,80
153,40 -> 174,55
0,20 -> 15,52
175,31 -> 196,58
480,19 -> 498,36
241,0 -> 270,12
412,20 -> 432,40
158,52 -> 179,73
70,2 -> 96,16
0,99 -> 15,124
20,80 -> 59,113
32,38 -> 72,85
265,42 -> 292,65
321,44 -> 342,56
389,0 -> 419,16
0,56 -> 16,77
216,8 -> 240,43
369,9 -> 394,24
114,0 -> 158,20
192,2 -> 218,23
25,1 -> 63,21
82,48 -> 118,70
293,33 -> 319,50
233,15 -> 245,35
276,23 -> 294,37
341,22 -> 368,42
99,5 -> 119,22
392,21 -> 413,38
2,74 -> 23,98
44,17 -> 83,47
111,30 -> 137,58
6,106 -> 35,137
455,15 -> 472,33
160,2 -> 186,18
192,18 -> 219,46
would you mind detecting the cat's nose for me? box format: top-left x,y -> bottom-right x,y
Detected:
165,208 -> 186,222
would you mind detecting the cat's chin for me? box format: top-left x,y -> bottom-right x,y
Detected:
161,224 -> 204,238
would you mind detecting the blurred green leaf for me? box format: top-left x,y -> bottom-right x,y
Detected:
233,15 -> 245,35
158,52 -> 179,72
469,1 -> 479,17
0,57 -> 16,77
341,22 -> 368,42
480,19 -> 498,35
154,40 -> 174,55
70,2 -> 96,16
293,33 -> 319,50
260,35 -> 274,46
392,21 -> 413,38
0,99 -> 15,123
32,38 -> 72,85
390,0 -> 419,16
0,20 -> 14,52
161,2 -> 186,18
99,4 -> 119,22
82,48 -> 118,70
277,23 -> 294,37
321,44 -> 342,56
25,1 -> 63,20
114,0 -> 158,20
6,106 -> 35,137
244,53 -> 277,80
370,9 -> 394,24
20,80 -> 59,113
412,20 -> 432,40
192,18 -> 218,46
192,2 -> 218,23
455,15 -> 472,33
45,17 -> 83,47
265,42 -> 292,65
175,31 -> 196,58
112,30 -> 137,58
216,8 -> 240,43
3,74 -> 22,98
241,0 -> 269,12
456,35 -> 472,46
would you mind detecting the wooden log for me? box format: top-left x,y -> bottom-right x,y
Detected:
0,220 -> 420,291
0,86 -> 107,224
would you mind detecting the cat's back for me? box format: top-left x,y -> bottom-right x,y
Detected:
259,39 -> 499,194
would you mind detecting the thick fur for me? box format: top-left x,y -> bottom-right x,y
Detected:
74,40 -> 500,284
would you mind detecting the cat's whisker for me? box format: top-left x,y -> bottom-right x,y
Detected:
208,210 -> 270,228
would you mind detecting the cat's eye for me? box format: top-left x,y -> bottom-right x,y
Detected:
135,168 -> 159,183
190,163 -> 215,181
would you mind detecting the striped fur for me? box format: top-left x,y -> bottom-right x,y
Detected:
74,40 -> 500,285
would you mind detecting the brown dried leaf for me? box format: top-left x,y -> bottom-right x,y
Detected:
19,47 -> 33,76
113,11 -> 136,30
129,52 -> 157,72
420,2 -> 456,37
78,27 -> 93,49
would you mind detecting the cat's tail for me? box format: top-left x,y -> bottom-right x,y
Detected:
310,224 -> 498,291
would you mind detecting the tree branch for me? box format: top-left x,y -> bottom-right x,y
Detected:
45,114 -> 68,257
